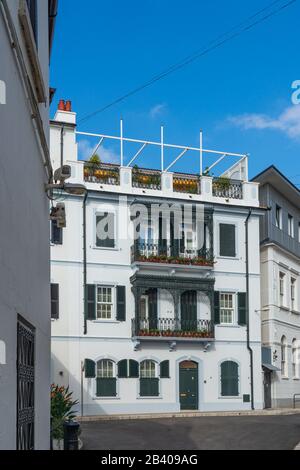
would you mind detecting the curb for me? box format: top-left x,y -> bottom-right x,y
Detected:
78,408 -> 300,423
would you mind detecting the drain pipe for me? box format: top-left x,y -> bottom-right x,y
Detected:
245,208 -> 254,410
83,191 -> 88,335
60,125 -> 65,167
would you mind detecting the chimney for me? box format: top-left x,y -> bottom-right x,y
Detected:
65,100 -> 72,112
54,99 -> 76,125
58,99 -> 66,111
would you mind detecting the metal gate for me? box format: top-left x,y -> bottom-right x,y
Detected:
17,319 -> 35,450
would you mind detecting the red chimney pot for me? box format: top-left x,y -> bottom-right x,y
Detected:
65,100 -> 72,112
58,99 -> 66,111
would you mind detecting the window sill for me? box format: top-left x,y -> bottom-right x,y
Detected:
93,246 -> 119,252
291,310 -> 300,315
93,397 -> 120,401
216,325 -> 243,329
280,305 -> 289,312
218,396 -> 242,400
281,376 -> 289,380
92,320 -> 120,324
293,377 -> 300,381
137,396 -> 162,400
217,256 -> 238,261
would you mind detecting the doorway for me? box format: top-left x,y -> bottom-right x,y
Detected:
263,369 -> 272,409
179,361 -> 198,410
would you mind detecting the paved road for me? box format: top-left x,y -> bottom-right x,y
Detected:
80,414 -> 300,450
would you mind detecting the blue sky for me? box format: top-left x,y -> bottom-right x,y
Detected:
50,0 -> 300,184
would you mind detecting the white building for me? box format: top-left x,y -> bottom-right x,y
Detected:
50,105 -> 264,415
0,0 -> 58,450
254,166 -> 300,408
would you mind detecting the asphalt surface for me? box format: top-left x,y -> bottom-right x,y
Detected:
80,414 -> 300,450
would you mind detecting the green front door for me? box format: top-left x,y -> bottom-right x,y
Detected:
179,361 -> 198,410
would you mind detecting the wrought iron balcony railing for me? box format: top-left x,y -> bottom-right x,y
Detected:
212,178 -> 243,199
173,174 -> 201,195
132,317 -> 214,339
84,163 -> 120,185
132,168 -> 161,190
132,242 -> 214,267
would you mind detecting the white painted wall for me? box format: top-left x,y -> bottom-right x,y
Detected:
0,0 -> 52,449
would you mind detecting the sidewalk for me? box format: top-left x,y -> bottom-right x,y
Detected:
78,408 -> 300,423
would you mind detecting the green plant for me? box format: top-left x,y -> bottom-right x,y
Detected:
213,177 -> 231,191
51,384 -> 79,440
89,154 -> 101,165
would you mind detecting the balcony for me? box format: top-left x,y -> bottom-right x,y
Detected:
212,178 -> 243,200
173,174 -> 200,195
132,242 -> 214,267
132,167 -> 161,190
132,318 -> 214,341
84,162 -> 120,186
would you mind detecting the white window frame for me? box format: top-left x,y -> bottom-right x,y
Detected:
288,214 -> 294,238
275,205 -> 282,230
281,336 -> 288,378
279,272 -> 286,307
291,277 -> 297,312
97,359 -> 116,378
140,360 -> 158,378
94,210 -> 117,250
96,285 -> 115,321
220,293 -> 235,325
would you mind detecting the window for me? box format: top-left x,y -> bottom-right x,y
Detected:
96,212 -> 116,248
220,293 -> 234,325
220,361 -> 239,397
51,220 -> 63,245
292,339 -> 299,379
26,0 -> 38,43
288,214 -> 294,238
291,278 -> 297,311
51,284 -> 59,319
219,224 -> 236,257
279,272 -> 286,306
281,336 -> 288,377
140,360 -> 159,397
275,205 -> 282,229
140,295 -> 148,325
97,286 -> 113,320
96,359 -> 117,397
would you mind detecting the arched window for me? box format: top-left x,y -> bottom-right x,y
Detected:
220,361 -> 239,397
281,336 -> 288,377
292,339 -> 299,379
96,359 -> 117,397
140,360 -> 159,397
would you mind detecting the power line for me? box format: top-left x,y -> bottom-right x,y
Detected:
79,0 -> 297,125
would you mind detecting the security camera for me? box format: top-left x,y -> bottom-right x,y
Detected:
54,165 -> 71,183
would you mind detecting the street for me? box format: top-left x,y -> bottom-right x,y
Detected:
81,414 -> 300,450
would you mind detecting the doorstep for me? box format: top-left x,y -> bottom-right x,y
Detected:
77,408 -> 300,422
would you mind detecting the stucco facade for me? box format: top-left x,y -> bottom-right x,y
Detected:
0,0 -> 57,450
254,167 -> 300,408
50,107 -> 264,415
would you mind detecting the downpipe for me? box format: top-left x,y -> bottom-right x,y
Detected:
83,191 -> 88,335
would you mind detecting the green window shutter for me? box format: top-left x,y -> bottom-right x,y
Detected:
96,213 -> 115,248
140,378 -> 159,397
238,292 -> 247,326
51,284 -> 59,320
148,288 -> 158,330
85,285 -> 96,320
84,359 -> 96,378
160,361 -> 170,378
219,224 -> 236,257
118,359 -> 128,378
214,291 -> 220,325
116,286 -> 126,322
129,360 -> 139,378
221,361 -> 239,397
96,378 -> 117,397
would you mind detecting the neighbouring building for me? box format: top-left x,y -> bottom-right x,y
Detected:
0,0 -> 58,450
253,166 -> 300,408
50,104 -> 265,415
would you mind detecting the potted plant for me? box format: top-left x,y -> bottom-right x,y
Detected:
51,384 -> 79,451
